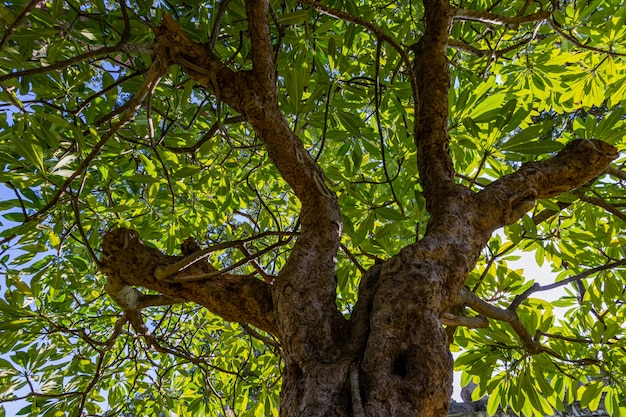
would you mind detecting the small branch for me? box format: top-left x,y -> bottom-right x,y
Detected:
460,287 -> 542,354
158,241 -> 286,283
538,331 -> 593,344
547,18 -> 626,57
154,231 -> 294,280
374,40 -> 404,216
509,259 -> 626,309
240,323 -> 280,349
300,0 -> 419,111
238,244 -> 274,283
0,0 -> 45,52
136,294 -> 185,309
26,57 -> 168,222
577,193 -> 626,223
453,8 -> 552,26
340,243 -> 367,274
208,0 -> 232,50
607,166 -> 626,181
441,312 -> 489,328
531,201 -> 572,225
0,44 -> 123,83
448,36 -> 532,58
166,116 -> 245,154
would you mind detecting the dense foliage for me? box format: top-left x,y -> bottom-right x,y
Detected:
0,0 -> 625,416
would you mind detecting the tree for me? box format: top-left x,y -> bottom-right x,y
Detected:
0,0 -> 625,416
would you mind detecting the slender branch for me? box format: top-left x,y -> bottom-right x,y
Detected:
340,243 -> 366,274
241,323 -> 280,349
447,36 -> 532,57
440,312 -> 489,328
607,166 -> 626,181
508,259 -> 626,309
374,40 -> 404,215
538,331 -> 593,344
0,0 -> 46,52
208,0 -> 232,50
28,56 -> 168,221
547,18 -> 626,57
157,241 -> 287,283
238,244 -> 274,283
300,0 -> 419,111
453,8 -> 552,26
166,116 -> 245,154
0,45 -> 123,83
460,287 -> 542,354
577,193 -> 626,222
154,231 -> 294,280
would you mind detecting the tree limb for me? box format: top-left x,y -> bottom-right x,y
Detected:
101,228 -> 277,335
413,0 -> 457,212
477,139 -> 618,231
459,287 -> 542,354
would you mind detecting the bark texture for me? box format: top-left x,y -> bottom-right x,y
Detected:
99,1 -> 619,416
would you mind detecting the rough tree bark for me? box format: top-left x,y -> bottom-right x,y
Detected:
100,1 -> 618,416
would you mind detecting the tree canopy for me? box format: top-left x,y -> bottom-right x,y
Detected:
0,0 -> 625,416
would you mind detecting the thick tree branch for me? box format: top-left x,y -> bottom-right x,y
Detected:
477,139 -> 618,231
246,0 -> 276,94
101,228 -> 277,335
152,11 -> 347,365
413,0 -> 457,212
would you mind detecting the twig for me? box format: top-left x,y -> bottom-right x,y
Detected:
0,45 -> 123,83
607,167 -> 626,181
460,287 -> 542,354
453,8 -> 552,26
340,243 -> 366,274
157,241 -> 287,283
547,18 -> 626,57
154,231 -> 295,280
208,0 -> 233,50
0,0 -> 46,52
577,193 -> 626,222
166,116 -> 245,154
374,39 -> 404,216
300,0 -> 419,115
27,55 -> 168,222
241,323 -> 280,349
238,244 -> 274,283
440,312 -> 489,328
